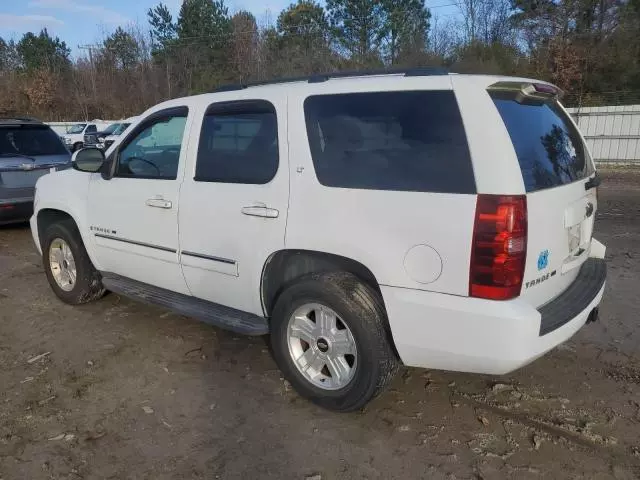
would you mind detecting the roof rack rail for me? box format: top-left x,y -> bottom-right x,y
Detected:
213,84 -> 248,93
308,67 -> 449,82
212,67 -> 449,93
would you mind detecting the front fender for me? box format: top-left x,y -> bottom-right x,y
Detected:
33,170 -> 101,269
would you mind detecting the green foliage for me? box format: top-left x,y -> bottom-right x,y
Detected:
326,0 -> 386,63
103,28 -> 140,70
233,10 -> 258,31
177,0 -> 232,91
177,0 -> 231,41
278,0 -> 329,39
16,29 -> 70,72
147,0 -> 234,93
272,0 -> 334,73
148,3 -> 176,52
380,0 -> 431,64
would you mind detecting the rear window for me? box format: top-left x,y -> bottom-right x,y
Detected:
0,125 -> 67,156
303,91 -> 475,194
492,97 -> 593,192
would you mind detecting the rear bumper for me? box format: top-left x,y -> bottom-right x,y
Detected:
0,198 -> 34,225
539,258 -> 606,335
383,257 -> 606,375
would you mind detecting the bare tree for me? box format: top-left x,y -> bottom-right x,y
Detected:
428,14 -> 457,59
457,0 -> 514,46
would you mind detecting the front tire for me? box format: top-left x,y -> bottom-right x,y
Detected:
42,219 -> 105,305
270,272 -> 399,412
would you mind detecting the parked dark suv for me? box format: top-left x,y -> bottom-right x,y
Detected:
0,118 -> 71,225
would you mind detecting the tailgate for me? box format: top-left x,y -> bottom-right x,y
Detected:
524,180 -> 597,307
489,84 -> 599,308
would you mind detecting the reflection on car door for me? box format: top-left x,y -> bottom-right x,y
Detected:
86,106 -> 192,294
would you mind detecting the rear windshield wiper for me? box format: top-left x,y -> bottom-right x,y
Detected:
0,153 -> 35,161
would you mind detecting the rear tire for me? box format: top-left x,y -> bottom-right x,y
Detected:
42,219 -> 105,305
270,272 -> 399,412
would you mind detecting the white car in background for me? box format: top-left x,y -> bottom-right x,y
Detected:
61,121 -> 111,152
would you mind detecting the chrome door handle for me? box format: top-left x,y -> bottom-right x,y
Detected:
146,198 -> 172,209
241,206 -> 279,218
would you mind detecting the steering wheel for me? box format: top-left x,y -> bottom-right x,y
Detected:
126,156 -> 161,176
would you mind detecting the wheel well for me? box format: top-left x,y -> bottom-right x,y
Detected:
37,209 -> 75,249
261,250 -> 382,317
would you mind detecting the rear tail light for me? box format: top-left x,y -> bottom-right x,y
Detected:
470,195 -> 527,300
532,83 -> 560,96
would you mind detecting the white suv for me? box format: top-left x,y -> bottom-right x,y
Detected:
30,71 -> 606,411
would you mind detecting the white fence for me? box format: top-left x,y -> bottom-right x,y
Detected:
566,105 -> 640,164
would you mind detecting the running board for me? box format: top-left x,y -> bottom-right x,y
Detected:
101,273 -> 269,336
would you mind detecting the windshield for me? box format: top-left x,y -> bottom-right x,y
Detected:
113,123 -> 130,135
67,123 -> 86,134
102,123 -> 120,135
0,125 -> 68,156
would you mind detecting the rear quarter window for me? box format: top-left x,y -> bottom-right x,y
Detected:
303,90 -> 475,194
491,97 -> 593,192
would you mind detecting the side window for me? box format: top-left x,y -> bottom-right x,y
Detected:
195,100 -> 278,184
303,91 -> 475,194
86,124 -> 97,133
115,109 -> 188,180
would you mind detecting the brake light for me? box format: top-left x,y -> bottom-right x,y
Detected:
532,83 -> 559,96
470,195 -> 527,300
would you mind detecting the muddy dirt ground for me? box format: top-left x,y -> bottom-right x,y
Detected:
1,168 -> 639,480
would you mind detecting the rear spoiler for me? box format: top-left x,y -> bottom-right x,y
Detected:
487,81 -> 564,105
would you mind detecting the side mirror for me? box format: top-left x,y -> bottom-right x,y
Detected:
72,147 -> 105,173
